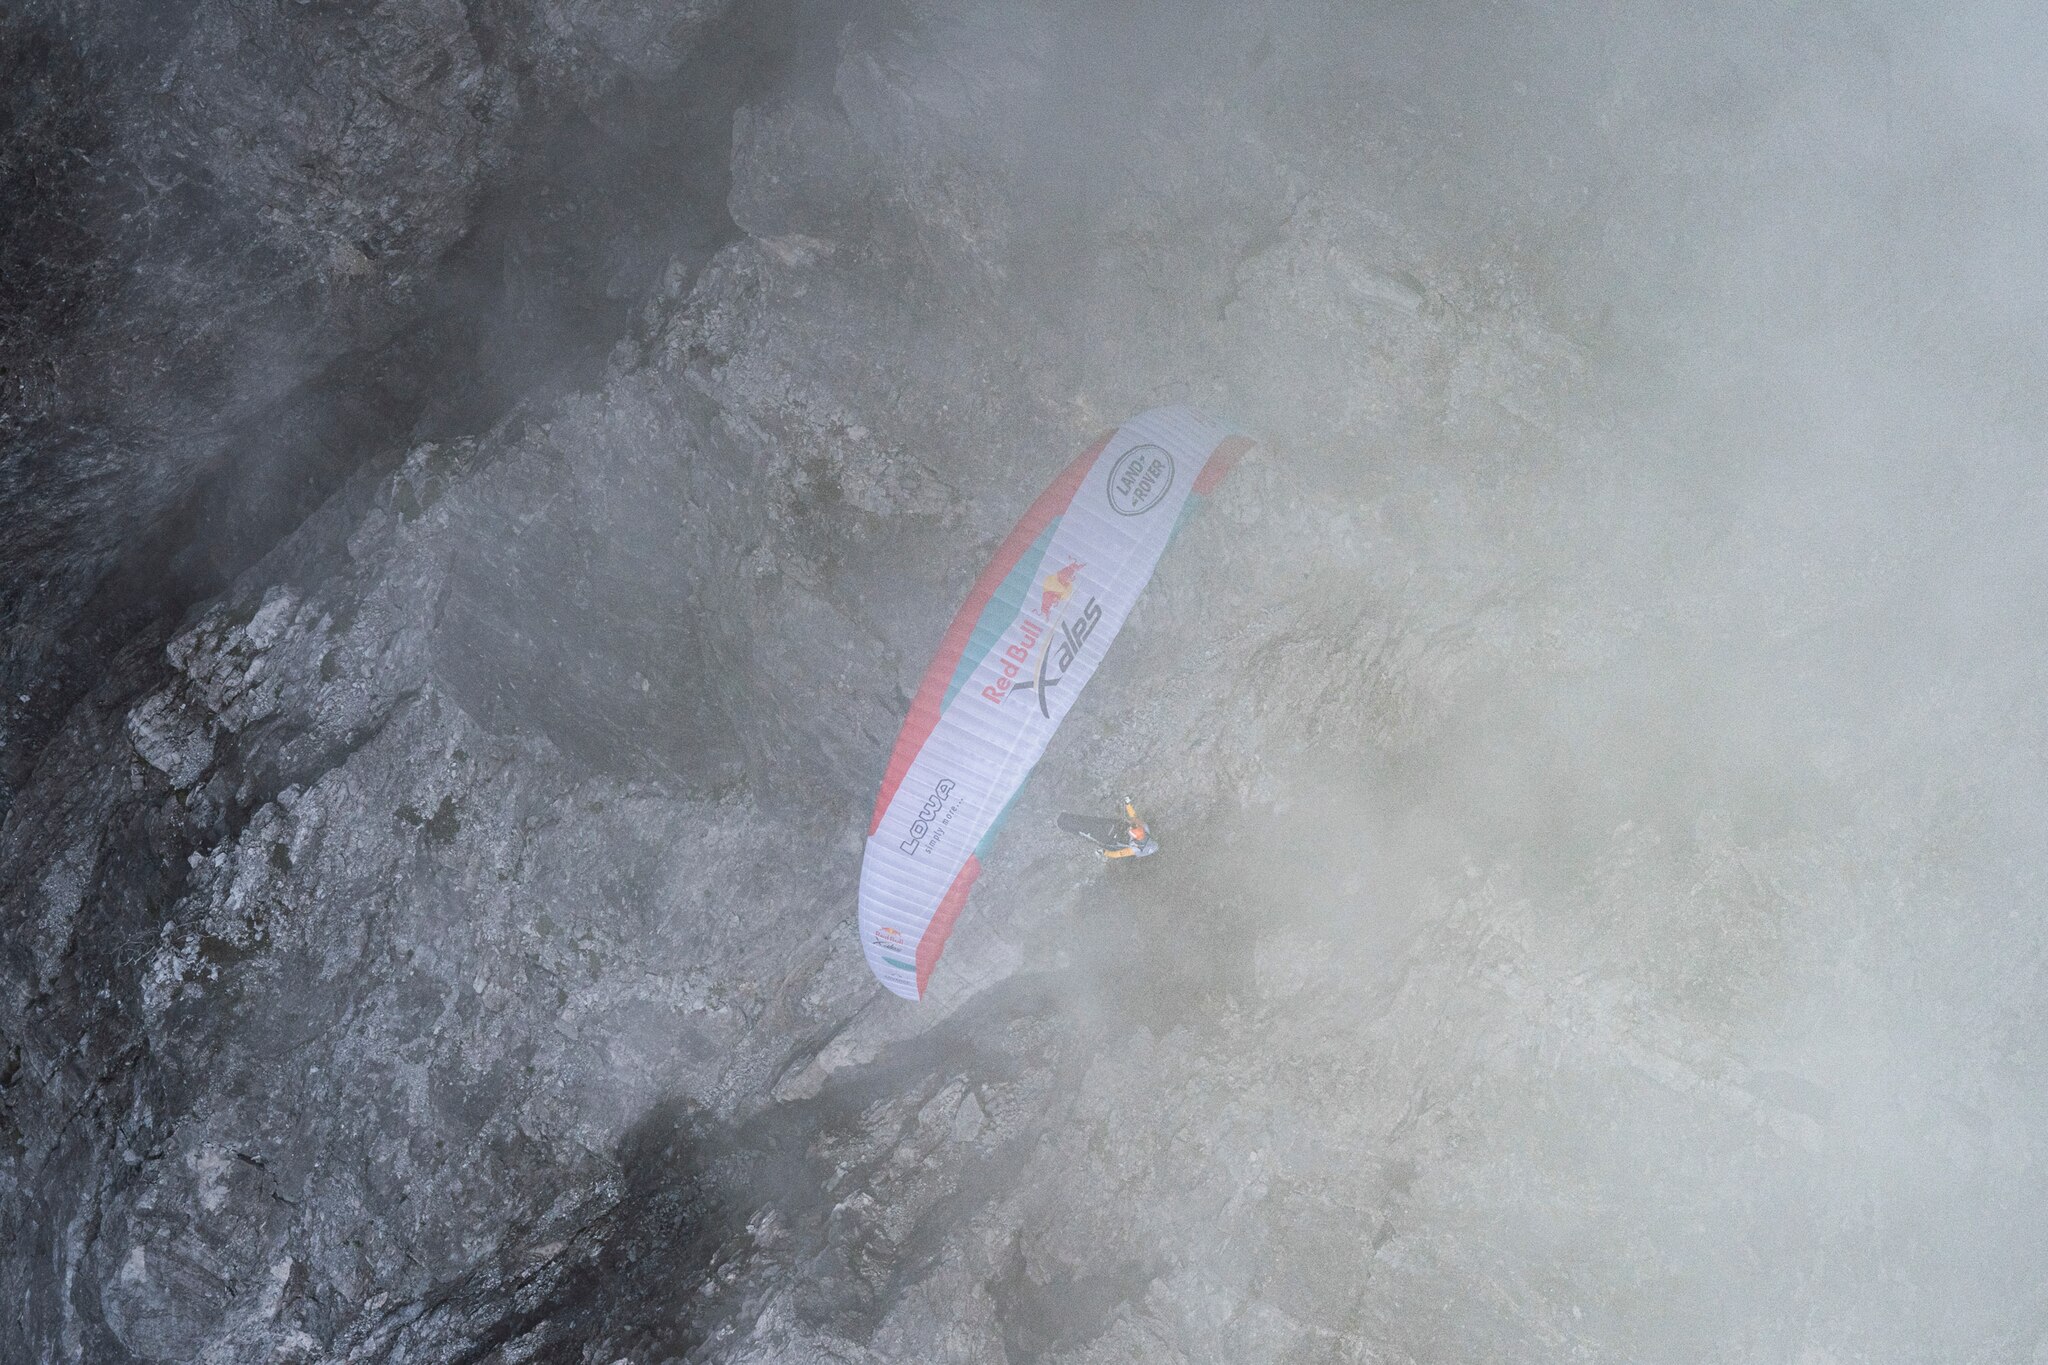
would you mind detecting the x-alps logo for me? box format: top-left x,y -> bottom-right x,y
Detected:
898,777 -> 955,855
1106,443 -> 1174,516
1011,599 -> 1102,716
982,560 -> 1101,714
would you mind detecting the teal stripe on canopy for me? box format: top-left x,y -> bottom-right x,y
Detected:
941,520 -> 1059,711
975,780 -> 1029,857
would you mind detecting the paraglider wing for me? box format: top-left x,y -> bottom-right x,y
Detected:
857,405 -> 1254,999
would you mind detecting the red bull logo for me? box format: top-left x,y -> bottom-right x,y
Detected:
983,560 -> 1090,709
871,923 -> 913,971
1039,560 -> 1083,617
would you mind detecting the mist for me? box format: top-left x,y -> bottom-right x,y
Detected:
4,0 -> 2046,1360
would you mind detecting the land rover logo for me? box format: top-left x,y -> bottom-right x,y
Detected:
1106,444 -> 1174,516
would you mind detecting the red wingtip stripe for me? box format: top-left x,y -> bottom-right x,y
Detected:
869,430 -> 1114,835
915,855 -> 981,997
1193,434 -> 1255,496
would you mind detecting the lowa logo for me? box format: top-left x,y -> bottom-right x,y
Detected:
899,777 -> 955,855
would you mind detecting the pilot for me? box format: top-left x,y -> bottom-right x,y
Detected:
1056,795 -> 1159,860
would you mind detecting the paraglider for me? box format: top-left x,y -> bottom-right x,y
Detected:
857,406 -> 1253,999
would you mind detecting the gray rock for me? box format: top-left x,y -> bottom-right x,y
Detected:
7,0 -> 2048,1362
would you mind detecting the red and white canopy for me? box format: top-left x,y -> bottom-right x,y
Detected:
858,406 -> 1253,998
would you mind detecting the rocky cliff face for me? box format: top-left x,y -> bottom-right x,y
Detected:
7,2 -> 2048,1362
0,0 -> 749,811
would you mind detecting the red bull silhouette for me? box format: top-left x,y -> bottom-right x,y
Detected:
1039,560 -> 1083,617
